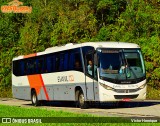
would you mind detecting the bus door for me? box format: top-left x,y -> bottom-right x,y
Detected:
85,52 -> 95,100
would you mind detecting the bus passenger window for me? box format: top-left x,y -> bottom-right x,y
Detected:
68,53 -> 74,70
29,60 -> 35,74
59,53 -> 64,71
47,56 -> 54,73
63,53 -> 68,71
85,53 -> 93,76
37,59 -> 44,73
55,56 -> 60,72
19,60 -> 24,76
87,60 -> 93,76
74,60 -> 82,71
13,60 -> 19,76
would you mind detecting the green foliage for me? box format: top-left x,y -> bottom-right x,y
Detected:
96,27 -> 110,41
51,2 -> 97,45
141,36 -> 160,88
0,0 -> 159,98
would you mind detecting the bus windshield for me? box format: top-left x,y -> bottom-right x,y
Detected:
97,48 -> 145,84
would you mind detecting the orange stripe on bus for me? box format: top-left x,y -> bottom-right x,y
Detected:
27,74 -> 42,95
27,74 -> 50,100
39,75 -> 50,100
24,53 -> 36,58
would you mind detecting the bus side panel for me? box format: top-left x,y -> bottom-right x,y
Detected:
93,80 -> 100,101
35,79 -> 87,101
38,84 -> 77,101
12,74 -> 45,101
12,74 -> 31,100
41,71 -> 86,101
85,76 -> 94,100
12,71 -> 87,101
12,86 -> 31,100
38,86 -> 53,101
52,85 -> 74,100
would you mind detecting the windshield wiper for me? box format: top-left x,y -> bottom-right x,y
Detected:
121,49 -> 128,79
121,49 -> 137,79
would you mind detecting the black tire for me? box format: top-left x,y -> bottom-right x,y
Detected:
31,90 -> 39,106
78,90 -> 89,109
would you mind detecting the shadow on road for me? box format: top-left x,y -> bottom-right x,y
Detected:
24,100 -> 160,109
94,101 -> 160,109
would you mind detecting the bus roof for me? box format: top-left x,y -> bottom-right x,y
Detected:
13,42 -> 140,61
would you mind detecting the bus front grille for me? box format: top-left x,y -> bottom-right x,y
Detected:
114,94 -> 139,99
114,89 -> 140,93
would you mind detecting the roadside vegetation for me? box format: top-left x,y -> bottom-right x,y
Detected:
0,0 -> 159,99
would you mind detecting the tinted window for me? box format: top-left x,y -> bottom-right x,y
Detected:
13,60 -> 19,76
13,48 -> 84,76
36,58 -> 45,73
68,48 -> 83,72
63,53 -> 69,71
59,53 -> 64,71
46,55 -> 56,73
55,54 -> 59,72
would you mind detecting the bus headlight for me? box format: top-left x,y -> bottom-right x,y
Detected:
99,83 -> 113,90
139,83 -> 146,89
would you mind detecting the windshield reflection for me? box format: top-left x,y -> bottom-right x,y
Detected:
97,48 -> 145,83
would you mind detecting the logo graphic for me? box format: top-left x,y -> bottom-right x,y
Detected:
1,0 -> 32,13
57,75 -> 74,82
69,75 -> 74,82
2,118 -> 11,123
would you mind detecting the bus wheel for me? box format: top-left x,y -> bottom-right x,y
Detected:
31,90 -> 39,106
78,90 -> 88,109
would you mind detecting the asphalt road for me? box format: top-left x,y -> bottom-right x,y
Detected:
0,98 -> 160,117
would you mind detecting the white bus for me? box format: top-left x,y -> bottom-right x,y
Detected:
12,42 -> 146,108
